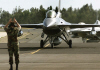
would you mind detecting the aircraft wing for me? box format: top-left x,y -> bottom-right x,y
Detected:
20,23 -> 43,28
70,27 -> 91,32
0,24 -> 5,28
70,27 -> 100,33
58,22 -> 100,28
69,24 -> 100,28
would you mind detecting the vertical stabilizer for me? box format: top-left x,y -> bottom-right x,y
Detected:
58,0 -> 61,12
94,11 -> 100,24
56,0 -> 61,18
97,11 -> 99,20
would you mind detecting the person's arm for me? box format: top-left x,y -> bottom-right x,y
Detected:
4,18 -> 12,28
14,18 -> 21,30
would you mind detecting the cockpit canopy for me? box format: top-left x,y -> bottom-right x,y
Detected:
46,10 -> 56,18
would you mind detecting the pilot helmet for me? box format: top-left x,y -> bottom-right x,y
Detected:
46,10 -> 56,18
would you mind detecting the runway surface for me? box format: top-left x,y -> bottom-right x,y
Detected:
0,28 -> 100,70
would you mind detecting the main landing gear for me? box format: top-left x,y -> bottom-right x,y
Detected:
40,38 -> 72,48
40,36 -> 49,48
68,40 -> 72,48
40,31 -> 72,48
59,32 -> 72,48
40,40 -> 44,48
51,43 -> 54,48
40,36 -> 54,48
40,40 -> 54,48
40,39 -> 72,48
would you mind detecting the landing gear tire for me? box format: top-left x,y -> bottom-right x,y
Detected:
69,40 -> 72,48
51,43 -> 54,48
40,40 -> 44,48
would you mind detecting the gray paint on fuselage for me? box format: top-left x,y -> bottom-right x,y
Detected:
42,17 -> 71,37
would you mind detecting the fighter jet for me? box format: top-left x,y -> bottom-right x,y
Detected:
70,11 -> 100,43
70,20 -> 100,43
20,0 -> 100,48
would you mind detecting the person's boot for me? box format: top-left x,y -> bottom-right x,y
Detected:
16,63 -> 18,70
9,64 -> 13,70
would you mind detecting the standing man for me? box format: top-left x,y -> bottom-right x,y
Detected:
4,18 -> 21,70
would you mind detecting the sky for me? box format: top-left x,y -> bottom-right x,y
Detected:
0,0 -> 100,13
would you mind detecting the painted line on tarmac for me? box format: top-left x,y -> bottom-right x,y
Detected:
30,44 -> 50,54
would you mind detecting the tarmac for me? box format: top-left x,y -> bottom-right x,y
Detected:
0,28 -> 100,70
0,32 -> 6,38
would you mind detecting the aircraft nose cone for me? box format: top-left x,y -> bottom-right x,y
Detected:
43,18 -> 57,28
47,22 -> 56,27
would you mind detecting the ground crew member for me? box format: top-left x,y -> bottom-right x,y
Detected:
4,18 -> 21,70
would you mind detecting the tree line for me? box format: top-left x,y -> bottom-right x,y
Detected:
0,4 -> 100,25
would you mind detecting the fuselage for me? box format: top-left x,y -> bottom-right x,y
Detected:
42,10 -> 63,37
43,18 -> 62,37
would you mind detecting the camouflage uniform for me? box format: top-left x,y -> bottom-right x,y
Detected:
4,27 -> 20,64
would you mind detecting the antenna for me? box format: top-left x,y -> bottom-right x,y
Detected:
58,0 -> 61,12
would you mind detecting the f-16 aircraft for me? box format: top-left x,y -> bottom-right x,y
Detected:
20,0 -> 100,48
70,20 -> 100,43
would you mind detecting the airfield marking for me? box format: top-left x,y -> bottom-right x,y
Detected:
30,44 -> 50,54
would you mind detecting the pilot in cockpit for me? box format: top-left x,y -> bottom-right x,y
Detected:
46,10 -> 56,18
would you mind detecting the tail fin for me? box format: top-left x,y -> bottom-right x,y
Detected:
56,0 -> 61,18
58,0 -> 61,12
97,11 -> 99,20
